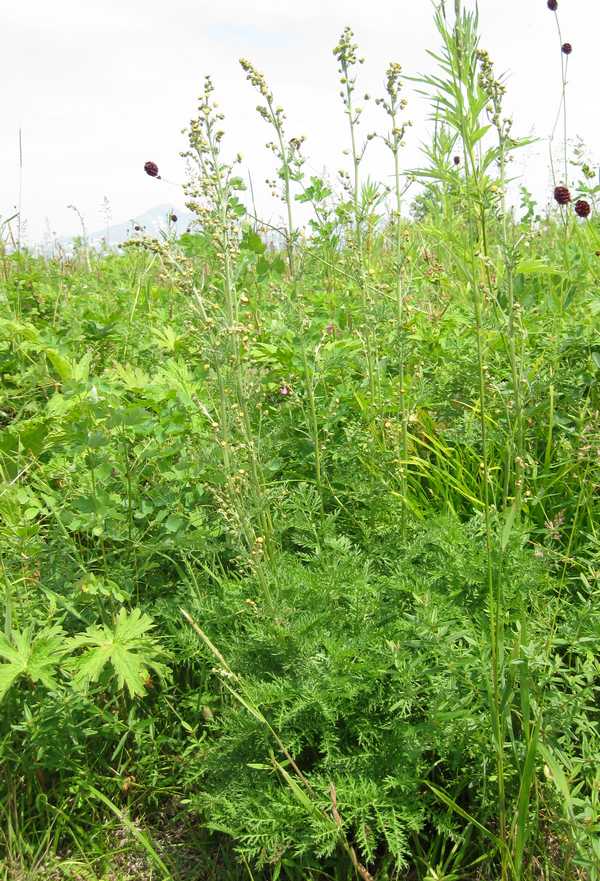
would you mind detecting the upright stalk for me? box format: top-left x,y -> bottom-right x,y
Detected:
240,60 -> 304,278
477,49 -> 526,511
453,13 -> 507,869
17,129 -> 23,254
334,28 -> 379,418
302,346 -> 326,516
183,77 -> 273,579
417,7 -> 519,873
548,7 -> 569,188
378,64 -> 410,534
334,27 -> 368,256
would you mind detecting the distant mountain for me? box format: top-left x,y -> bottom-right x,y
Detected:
58,204 -> 198,251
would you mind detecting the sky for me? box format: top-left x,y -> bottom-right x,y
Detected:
2,0 -> 599,244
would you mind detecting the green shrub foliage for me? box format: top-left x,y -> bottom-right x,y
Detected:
1,3 -> 600,879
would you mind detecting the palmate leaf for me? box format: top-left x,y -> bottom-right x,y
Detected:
0,625 -> 67,701
69,607 -> 169,698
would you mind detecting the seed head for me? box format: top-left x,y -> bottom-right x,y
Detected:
134,224 -> 141,231
553,185 -> 571,205
574,199 -> 591,218
561,42 -> 572,55
144,160 -> 160,178
453,155 -> 461,166
170,213 -> 178,222
547,0 -> 558,10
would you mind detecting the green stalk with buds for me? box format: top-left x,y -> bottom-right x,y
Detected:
477,49 -> 527,513
183,76 -> 274,575
240,59 -> 305,278
334,28 -> 381,420
378,64 -> 411,534
334,27 -> 368,254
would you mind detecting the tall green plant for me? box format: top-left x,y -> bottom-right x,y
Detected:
412,5 -> 538,876
378,63 -> 411,532
240,59 -> 305,277
183,76 -> 274,570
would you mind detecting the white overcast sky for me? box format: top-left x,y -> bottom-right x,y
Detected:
2,0 -> 599,243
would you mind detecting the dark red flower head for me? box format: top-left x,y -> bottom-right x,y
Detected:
134,224 -> 141,231
561,42 -> 572,55
575,199 -> 591,219
453,155 -> 461,166
547,0 -> 558,10
144,160 -> 160,178
554,185 -> 571,205
170,213 -> 178,222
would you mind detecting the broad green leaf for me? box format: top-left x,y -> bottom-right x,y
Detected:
72,351 -> 92,382
515,258 -> 564,276
0,625 -> 67,701
70,608 -> 168,698
45,348 -> 74,381
241,227 -> 266,255
0,663 -> 21,699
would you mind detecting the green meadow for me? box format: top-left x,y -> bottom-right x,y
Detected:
1,4 -> 599,879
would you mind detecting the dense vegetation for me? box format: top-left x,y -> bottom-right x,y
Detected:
1,4 -> 599,880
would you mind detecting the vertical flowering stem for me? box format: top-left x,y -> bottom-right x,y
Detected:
334,28 -> 380,420
240,60 -> 304,278
477,50 -> 526,513
378,64 -> 410,534
183,77 -> 273,583
548,2 -> 570,194
334,27 -> 365,252
414,7 -> 524,875
452,15 -> 508,870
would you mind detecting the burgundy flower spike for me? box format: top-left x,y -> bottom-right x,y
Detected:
144,161 -> 160,178
561,42 -> 572,55
547,0 -> 557,10
575,200 -> 591,219
554,186 -> 571,206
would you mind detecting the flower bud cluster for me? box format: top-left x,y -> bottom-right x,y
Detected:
240,58 -> 305,219
376,62 -> 410,154
333,26 -> 360,69
477,49 -> 512,142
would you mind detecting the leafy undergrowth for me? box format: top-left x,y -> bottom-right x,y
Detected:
2,3 -> 600,880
